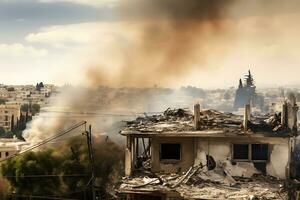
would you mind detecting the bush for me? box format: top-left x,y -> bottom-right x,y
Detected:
0,99 -> 6,105
1,137 -> 124,199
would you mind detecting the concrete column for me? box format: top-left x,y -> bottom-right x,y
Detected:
243,104 -> 250,131
125,136 -> 133,176
287,94 -> 298,131
281,101 -> 288,129
194,103 -> 201,130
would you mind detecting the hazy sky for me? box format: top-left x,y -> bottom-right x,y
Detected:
1,0 -> 300,88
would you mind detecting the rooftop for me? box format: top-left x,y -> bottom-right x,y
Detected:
121,108 -> 296,137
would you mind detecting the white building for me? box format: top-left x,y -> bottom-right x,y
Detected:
0,138 -> 29,160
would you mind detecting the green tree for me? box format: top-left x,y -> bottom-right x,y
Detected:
0,99 -> 6,105
31,104 -> 40,115
36,82 -> 44,91
1,137 -> 124,199
2,150 -> 62,196
0,127 -> 5,135
6,87 -> 14,92
20,104 -> 29,113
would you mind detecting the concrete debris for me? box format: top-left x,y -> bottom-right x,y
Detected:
164,107 -> 192,118
124,107 -> 295,136
120,166 -> 287,199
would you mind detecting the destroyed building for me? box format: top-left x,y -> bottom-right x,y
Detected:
234,70 -> 264,112
118,94 -> 299,199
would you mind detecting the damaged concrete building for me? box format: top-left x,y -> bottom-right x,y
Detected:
119,95 -> 299,199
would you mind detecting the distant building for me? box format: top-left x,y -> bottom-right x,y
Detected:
234,70 -> 264,112
0,104 -> 21,132
0,138 -> 29,160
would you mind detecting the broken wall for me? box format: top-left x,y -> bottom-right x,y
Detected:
151,137 -> 194,173
195,137 -> 291,179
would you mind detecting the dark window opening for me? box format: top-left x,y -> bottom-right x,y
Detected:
5,152 -> 9,157
160,143 -> 181,160
233,144 -> 249,160
252,144 -> 268,161
253,162 -> 267,174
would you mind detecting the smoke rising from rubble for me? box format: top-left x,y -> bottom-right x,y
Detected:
24,0 -> 300,143
85,0 -> 236,87
23,86 -> 173,144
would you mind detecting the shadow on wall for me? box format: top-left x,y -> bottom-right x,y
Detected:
294,137 -> 300,179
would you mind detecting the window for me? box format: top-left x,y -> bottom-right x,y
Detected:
5,152 -> 9,157
252,144 -> 268,161
233,144 -> 249,160
160,143 -> 181,160
232,144 -> 269,162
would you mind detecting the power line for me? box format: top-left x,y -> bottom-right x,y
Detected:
0,121 -> 87,163
1,121 -> 92,199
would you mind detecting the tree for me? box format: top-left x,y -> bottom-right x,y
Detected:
20,104 -> 29,113
6,87 -> 14,92
21,104 -> 40,116
10,115 -> 14,132
31,104 -> 40,115
244,70 -> 254,88
1,137 -> 124,199
36,82 -> 44,91
2,150 -> 62,196
0,127 -> 5,135
0,99 -> 6,105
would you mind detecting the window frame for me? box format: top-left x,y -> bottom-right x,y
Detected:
231,143 -> 250,162
251,144 -> 269,162
231,143 -> 269,163
159,143 -> 182,162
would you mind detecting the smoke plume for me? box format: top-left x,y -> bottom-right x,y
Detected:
85,0 -> 236,87
24,0 -> 300,144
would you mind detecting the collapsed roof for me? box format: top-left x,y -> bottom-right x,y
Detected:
121,106 -> 298,137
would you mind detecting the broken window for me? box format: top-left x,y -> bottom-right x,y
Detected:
252,144 -> 268,161
233,144 -> 249,160
232,143 -> 269,162
160,143 -> 181,160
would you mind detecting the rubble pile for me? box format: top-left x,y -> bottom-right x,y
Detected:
120,167 -> 288,199
124,107 -> 291,135
125,108 -> 195,132
248,113 -> 288,133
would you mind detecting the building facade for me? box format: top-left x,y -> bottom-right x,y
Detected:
0,104 -> 21,132
119,99 -> 298,199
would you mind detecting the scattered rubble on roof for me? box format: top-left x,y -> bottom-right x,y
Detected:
123,107 -> 295,136
119,165 -> 288,199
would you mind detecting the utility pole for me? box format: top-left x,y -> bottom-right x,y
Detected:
85,124 -> 96,200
